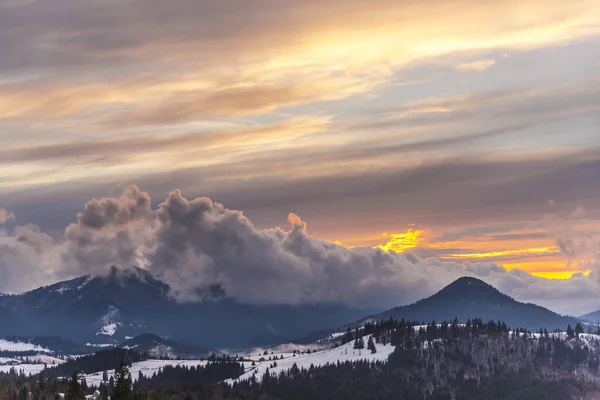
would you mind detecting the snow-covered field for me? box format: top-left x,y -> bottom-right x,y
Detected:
15,354 -> 64,364
83,360 -> 210,386
0,353 -> 65,376
78,335 -> 392,386
229,334 -> 395,383
0,339 -> 51,353
0,364 -> 49,375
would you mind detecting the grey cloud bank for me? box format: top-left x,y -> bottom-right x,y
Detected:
2,186 -> 600,316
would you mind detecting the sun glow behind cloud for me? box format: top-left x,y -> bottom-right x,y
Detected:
372,226 -> 594,280
376,228 -> 423,252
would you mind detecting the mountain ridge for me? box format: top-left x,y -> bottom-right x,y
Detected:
364,276 -> 580,330
0,266 -> 374,349
300,276 -> 581,343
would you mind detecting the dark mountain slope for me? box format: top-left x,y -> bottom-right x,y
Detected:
579,309 -> 600,324
301,277 -> 581,344
367,277 -> 579,331
0,267 -> 373,349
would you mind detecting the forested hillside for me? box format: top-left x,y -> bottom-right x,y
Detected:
1,318 -> 600,399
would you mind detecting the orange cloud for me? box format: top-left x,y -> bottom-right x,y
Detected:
371,222 -> 596,280
376,228 -> 423,252
440,246 -> 561,260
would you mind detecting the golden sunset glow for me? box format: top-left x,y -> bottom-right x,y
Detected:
377,229 -> 423,252
369,226 -> 594,280
440,247 -> 561,260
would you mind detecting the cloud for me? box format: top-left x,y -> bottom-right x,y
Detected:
455,59 -> 496,71
0,223 -> 61,294
0,0 -> 598,125
0,115 -> 330,167
0,209 -> 15,225
60,186 -> 155,277
3,186 -> 600,316
104,83 -> 359,128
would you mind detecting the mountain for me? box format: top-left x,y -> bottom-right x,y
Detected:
302,277 -> 581,343
120,334 -> 210,358
579,309 -> 600,324
0,266 -> 374,349
365,277 -> 579,331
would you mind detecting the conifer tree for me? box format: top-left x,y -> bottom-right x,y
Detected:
575,323 -> 584,336
367,336 -> 377,354
354,336 -> 365,350
112,361 -> 132,400
100,384 -> 109,400
342,327 -> 354,345
65,372 -> 85,400
108,376 -> 115,393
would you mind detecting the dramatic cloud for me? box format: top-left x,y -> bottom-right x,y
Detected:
61,186 -> 155,277
2,186 -> 600,316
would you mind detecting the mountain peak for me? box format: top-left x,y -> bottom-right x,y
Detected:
429,276 -> 506,302
449,276 -> 490,286
367,276 -> 579,330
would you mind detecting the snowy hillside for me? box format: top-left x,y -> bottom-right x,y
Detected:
82,360 -> 210,386
0,354 -> 64,376
0,364 -> 49,375
72,335 -> 392,387
229,334 -> 395,383
0,339 -> 51,353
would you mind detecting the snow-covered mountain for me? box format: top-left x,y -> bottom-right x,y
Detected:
0,266 -> 374,349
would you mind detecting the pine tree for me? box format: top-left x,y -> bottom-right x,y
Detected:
112,361 -> 132,400
342,327 -> 354,345
102,370 -> 109,383
100,384 -> 109,400
354,336 -> 365,350
567,324 -> 574,339
367,336 -> 377,354
65,372 -> 85,400
575,323 -> 584,336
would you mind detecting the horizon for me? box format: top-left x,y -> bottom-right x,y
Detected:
1,0 -> 600,318
3,2 -> 600,397
0,263 -> 593,319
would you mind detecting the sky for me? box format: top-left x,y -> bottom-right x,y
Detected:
1,0 -> 600,315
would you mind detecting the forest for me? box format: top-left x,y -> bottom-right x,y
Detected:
1,318 -> 599,400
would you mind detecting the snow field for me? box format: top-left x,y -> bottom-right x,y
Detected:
229,334 -> 395,383
82,359 -> 210,386
0,339 -> 51,353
